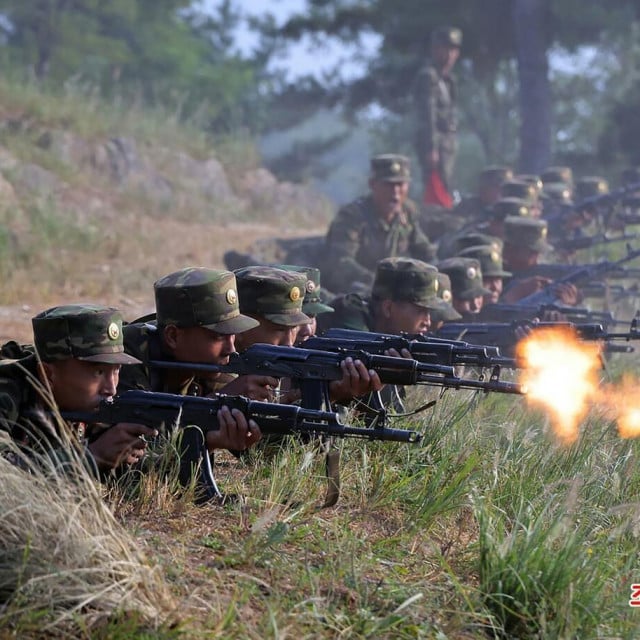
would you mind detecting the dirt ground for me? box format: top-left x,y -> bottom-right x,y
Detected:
0,221 -> 325,344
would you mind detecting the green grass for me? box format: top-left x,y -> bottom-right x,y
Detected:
71,381 -> 636,638
3,374 -> 640,638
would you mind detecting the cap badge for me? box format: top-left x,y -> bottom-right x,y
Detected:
390,161 -> 401,174
491,250 -> 500,263
107,322 -> 120,341
442,289 -> 452,303
541,227 -> 548,239
466,267 -> 477,280
305,280 -> 316,294
289,286 -> 301,302
226,288 -> 238,305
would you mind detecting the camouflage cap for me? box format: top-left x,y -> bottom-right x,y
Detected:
575,176 -> 609,201
154,267 -> 259,335
370,154 -> 410,183
432,26 -> 463,48
458,244 -> 512,278
478,165 -> 514,188
503,216 -> 552,252
455,232 -> 504,254
541,166 -> 574,187
491,197 -> 531,220
432,272 -> 462,322
541,182 -> 573,204
371,257 -> 439,309
276,265 -> 334,316
235,266 -> 311,327
500,180 -> 539,203
437,257 -> 491,301
32,304 -> 141,364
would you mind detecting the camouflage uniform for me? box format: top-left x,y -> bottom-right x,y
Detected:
415,27 -> 462,190
500,217 -> 553,302
119,267 -> 259,397
323,155 -> 436,293
450,166 -> 514,224
0,304 -> 138,469
319,257 -> 458,333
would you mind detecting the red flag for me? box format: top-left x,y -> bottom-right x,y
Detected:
423,170 -> 453,209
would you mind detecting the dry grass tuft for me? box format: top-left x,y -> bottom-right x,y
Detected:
0,443 -> 178,637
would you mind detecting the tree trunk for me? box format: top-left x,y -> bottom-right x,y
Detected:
513,0 -> 552,173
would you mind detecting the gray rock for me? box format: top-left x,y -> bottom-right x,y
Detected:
0,147 -> 18,172
12,163 -> 61,196
37,130 -> 91,168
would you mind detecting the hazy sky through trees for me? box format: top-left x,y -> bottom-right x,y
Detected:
199,0 -> 380,79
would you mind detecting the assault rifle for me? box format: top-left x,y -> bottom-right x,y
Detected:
435,318 -> 640,358
315,328 -> 517,371
479,302 -> 619,327
522,263 -> 640,281
553,232 -> 640,253
513,245 -> 640,307
547,180 -> 640,229
63,390 -> 420,505
149,343 -> 463,411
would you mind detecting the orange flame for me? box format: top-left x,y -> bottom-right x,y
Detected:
517,327 -> 601,445
601,374 -> 640,439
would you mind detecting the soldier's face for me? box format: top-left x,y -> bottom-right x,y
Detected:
235,317 -> 299,349
166,326 -> 236,365
295,316 -> 317,345
369,179 -> 408,219
453,295 -> 484,315
503,244 -> 540,270
375,300 -> 431,335
42,359 -> 120,412
433,44 -> 460,72
483,277 -> 503,304
480,184 -> 502,205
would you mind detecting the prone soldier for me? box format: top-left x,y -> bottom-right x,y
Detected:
0,304 -> 156,474
119,267 -> 263,453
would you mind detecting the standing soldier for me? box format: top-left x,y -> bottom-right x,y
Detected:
416,26 -> 463,194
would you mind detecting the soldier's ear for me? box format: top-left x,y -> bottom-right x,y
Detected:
380,299 -> 394,319
162,324 -> 180,351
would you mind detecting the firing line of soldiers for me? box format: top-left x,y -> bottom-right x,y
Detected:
2,151 -> 639,504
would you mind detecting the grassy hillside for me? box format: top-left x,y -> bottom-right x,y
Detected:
0,78 -> 332,343
1,80 -> 640,639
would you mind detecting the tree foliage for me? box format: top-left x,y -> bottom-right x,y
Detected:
269,0 -> 640,179
0,0 -> 271,132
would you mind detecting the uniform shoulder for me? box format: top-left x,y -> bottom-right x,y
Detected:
335,195 -> 371,221
0,354 -> 39,419
423,64 -> 440,84
317,293 -> 371,333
